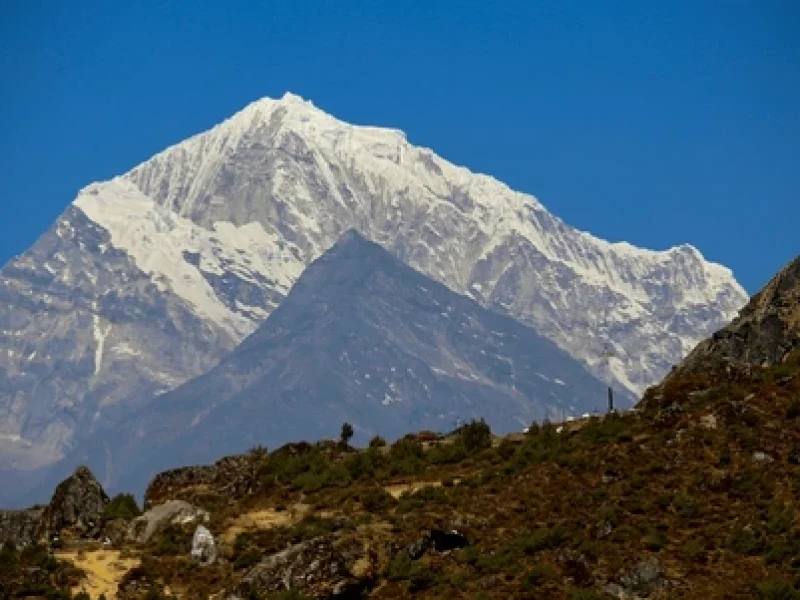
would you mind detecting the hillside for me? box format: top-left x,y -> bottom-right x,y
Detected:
3,292 -> 799,599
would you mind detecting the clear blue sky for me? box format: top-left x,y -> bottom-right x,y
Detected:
1,1 -> 797,293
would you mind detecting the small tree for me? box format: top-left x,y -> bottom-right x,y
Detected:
340,422 -> 354,447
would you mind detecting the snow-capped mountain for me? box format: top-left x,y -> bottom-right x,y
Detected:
54,230 -> 627,496
0,92 -> 747,487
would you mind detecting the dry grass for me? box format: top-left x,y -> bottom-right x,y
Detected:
56,549 -> 141,599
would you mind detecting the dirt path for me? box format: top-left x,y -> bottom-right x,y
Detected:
57,549 -> 140,600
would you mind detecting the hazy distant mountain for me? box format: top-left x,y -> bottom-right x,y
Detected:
54,230 -> 626,496
0,93 -> 747,502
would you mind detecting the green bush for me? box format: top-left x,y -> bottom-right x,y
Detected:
362,487 -> 396,513
460,419 -> 493,453
385,553 -> 435,592
766,503 -> 795,534
643,528 -> 668,551
369,435 -> 387,448
522,563 -> 560,588
726,523 -> 763,555
104,493 -> 142,520
753,578 -> 798,600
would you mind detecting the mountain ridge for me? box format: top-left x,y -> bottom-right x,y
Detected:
0,92 -> 747,492
53,228 -> 623,497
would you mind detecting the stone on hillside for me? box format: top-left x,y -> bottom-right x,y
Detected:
0,507 -> 44,547
605,558 -> 667,598
127,500 -> 209,543
752,451 -> 774,463
236,535 -> 370,599
43,466 -> 108,538
191,525 -> 217,565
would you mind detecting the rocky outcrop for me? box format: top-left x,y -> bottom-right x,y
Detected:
42,466 -> 108,538
666,255 -> 800,378
0,466 -> 108,546
0,507 -> 44,547
234,535 -> 372,599
144,453 -> 266,509
127,500 -> 209,543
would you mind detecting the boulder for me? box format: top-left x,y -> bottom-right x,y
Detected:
236,535 -> 371,599
190,524 -> 217,565
605,558 -> 667,598
42,466 -> 108,538
127,500 -> 209,543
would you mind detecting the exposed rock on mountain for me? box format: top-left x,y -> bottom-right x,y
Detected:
664,255 -> 800,379
0,466 -> 108,546
127,500 -> 209,544
60,230 -> 627,496
0,507 -> 44,548
42,465 -> 108,538
0,93 -> 747,505
234,535 -> 371,600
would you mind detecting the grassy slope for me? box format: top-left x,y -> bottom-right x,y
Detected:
98,352 -> 800,600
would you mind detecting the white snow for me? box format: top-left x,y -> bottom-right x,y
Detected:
67,92 -> 748,395
92,313 -> 112,376
74,179 -> 304,337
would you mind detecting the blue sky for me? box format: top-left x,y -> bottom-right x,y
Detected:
0,1 -> 797,293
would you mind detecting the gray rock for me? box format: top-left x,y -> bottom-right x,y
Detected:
0,507 -> 44,547
605,558 -> 666,598
42,466 -> 108,538
752,451 -> 774,463
190,524 -> 217,565
127,500 -> 209,543
236,535 -> 369,599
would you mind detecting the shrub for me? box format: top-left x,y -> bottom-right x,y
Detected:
786,398 -> 800,420
362,488 -> 396,513
340,422 -> 354,447
680,538 -> 707,562
104,493 -> 142,520
369,435 -> 387,448
643,528 -> 668,551
726,523 -> 763,555
753,578 -> 798,600
522,563 -> 560,588
460,419 -> 493,453
766,503 -> 795,534
385,553 -> 435,591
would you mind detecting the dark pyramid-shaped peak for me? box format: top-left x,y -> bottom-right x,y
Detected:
59,231 -> 622,496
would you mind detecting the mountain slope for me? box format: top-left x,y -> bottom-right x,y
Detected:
0,92 -> 747,481
60,230 -> 624,496
665,254 -> 800,380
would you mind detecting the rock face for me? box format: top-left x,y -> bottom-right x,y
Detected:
144,453 -> 266,509
0,507 -> 44,547
0,466 -> 108,546
42,466 -> 108,538
127,500 -> 209,543
236,535 -> 370,599
0,94 -> 747,507
61,231 -> 626,496
661,255 -> 799,382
